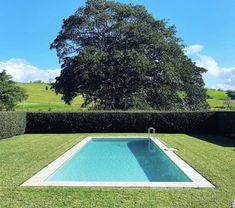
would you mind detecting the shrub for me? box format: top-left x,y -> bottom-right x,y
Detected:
26,111 -> 217,134
0,112 -> 26,139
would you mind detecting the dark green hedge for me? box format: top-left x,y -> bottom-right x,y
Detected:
0,112 -> 26,139
26,111 -> 218,134
216,112 -> 235,137
1,111 -> 233,138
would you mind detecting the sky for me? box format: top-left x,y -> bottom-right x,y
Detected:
0,0 -> 235,89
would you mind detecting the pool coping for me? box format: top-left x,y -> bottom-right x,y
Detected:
21,136 -> 214,188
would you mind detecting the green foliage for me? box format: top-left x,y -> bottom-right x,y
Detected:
26,111 -> 235,137
226,90 -> 235,99
0,112 -> 26,139
0,70 -> 27,110
26,111 -> 217,133
217,112 -> 235,137
32,80 -> 43,83
51,0 -> 208,110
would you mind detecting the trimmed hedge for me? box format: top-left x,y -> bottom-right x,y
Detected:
0,112 -> 26,139
26,111 -> 218,134
216,112 -> 235,137
0,111 -> 234,138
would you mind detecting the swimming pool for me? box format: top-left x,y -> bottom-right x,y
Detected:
22,137 -> 214,188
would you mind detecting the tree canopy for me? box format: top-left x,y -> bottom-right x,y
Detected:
51,0 -> 208,110
226,90 -> 235,100
0,70 -> 27,110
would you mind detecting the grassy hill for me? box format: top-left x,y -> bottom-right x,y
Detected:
207,89 -> 228,100
15,83 -> 234,111
207,89 -> 235,110
16,83 -> 85,111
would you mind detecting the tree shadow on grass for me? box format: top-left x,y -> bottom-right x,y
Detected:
188,134 -> 235,148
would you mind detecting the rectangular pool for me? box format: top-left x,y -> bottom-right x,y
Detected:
22,137 -> 214,188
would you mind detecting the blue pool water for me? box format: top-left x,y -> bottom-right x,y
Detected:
47,138 -> 191,182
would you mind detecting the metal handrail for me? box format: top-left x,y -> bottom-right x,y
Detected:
148,127 -> 155,138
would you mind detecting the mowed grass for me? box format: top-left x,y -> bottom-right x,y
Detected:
15,83 -> 85,111
0,133 -> 234,208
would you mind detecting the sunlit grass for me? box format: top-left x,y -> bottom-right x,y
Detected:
16,83 -> 85,111
207,90 -> 228,100
207,99 -> 235,110
0,133 -> 234,208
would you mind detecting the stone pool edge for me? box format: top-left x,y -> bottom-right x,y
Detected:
21,136 -> 214,188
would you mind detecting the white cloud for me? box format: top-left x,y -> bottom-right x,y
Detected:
221,66 -> 235,75
218,67 -> 235,90
186,44 -> 235,90
0,58 -> 61,82
214,83 -> 235,91
184,44 -> 204,55
195,55 -> 220,76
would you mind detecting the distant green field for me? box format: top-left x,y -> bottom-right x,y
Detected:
207,99 -> 235,110
16,83 -> 85,111
15,83 -> 234,111
207,89 -> 228,100
207,90 -> 235,110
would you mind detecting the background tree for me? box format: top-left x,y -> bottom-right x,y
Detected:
226,90 -> 235,100
51,0 -> 208,110
224,97 -> 232,109
0,70 -> 27,110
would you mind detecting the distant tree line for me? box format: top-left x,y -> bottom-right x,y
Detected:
226,90 -> 235,100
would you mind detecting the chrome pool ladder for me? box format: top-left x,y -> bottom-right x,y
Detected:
148,127 -> 155,138
148,127 -> 156,153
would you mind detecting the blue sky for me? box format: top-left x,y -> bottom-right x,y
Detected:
0,0 -> 235,89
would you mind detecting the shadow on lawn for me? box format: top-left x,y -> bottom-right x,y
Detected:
188,134 -> 235,148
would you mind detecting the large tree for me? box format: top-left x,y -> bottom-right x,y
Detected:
0,70 -> 27,110
51,0 -> 208,110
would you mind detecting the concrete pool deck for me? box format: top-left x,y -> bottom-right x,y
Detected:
21,136 -> 214,188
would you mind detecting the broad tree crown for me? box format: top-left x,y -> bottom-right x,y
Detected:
51,0 -> 208,110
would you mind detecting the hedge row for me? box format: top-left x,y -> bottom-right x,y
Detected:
1,111 -> 234,139
0,112 -> 26,139
216,111 -> 235,137
26,111 -> 218,134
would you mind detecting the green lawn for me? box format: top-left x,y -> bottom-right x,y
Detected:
0,133 -> 234,208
